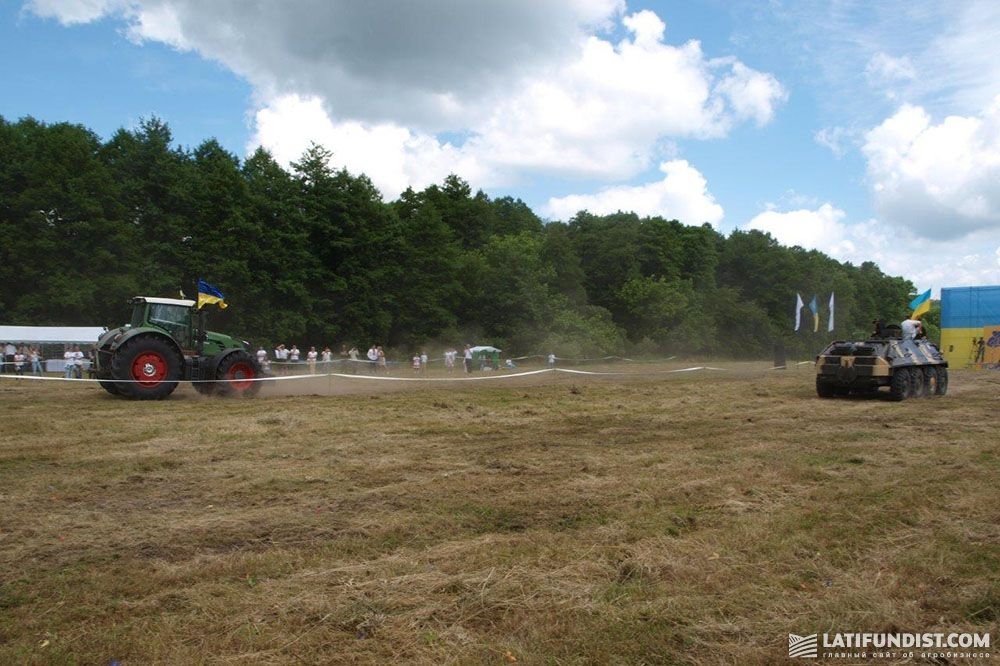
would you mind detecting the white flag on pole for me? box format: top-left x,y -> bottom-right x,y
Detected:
828,292 -> 835,332
794,293 -> 804,331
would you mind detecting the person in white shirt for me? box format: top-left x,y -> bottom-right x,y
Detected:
901,318 -> 923,340
306,346 -> 318,373
3,342 -> 15,373
74,345 -> 86,377
63,345 -> 80,379
13,349 -> 26,375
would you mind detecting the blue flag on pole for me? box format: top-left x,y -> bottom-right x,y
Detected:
197,279 -> 227,309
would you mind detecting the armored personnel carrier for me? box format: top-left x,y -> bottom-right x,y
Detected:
815,324 -> 948,400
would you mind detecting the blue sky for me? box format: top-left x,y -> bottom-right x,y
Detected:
3,1 -> 1000,291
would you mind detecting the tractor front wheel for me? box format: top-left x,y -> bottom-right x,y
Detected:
111,335 -> 182,400
215,351 -> 262,398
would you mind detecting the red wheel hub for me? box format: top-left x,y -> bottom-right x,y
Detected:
132,352 -> 168,387
226,362 -> 256,391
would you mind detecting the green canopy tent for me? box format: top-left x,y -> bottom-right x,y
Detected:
469,345 -> 501,370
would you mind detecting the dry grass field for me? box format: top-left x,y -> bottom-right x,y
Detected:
1,363 -> 998,665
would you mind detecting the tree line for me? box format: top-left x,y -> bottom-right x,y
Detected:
0,115 -> 924,358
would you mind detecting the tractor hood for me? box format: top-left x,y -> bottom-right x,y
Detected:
204,330 -> 248,352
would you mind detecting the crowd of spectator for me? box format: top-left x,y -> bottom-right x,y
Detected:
255,342 -> 493,376
0,342 -> 96,377
1,339 -> 527,380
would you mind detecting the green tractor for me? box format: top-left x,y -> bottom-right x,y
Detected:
94,296 -> 262,400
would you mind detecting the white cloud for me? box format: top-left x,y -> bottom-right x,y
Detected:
920,0 -> 1000,112
862,98 -> 1000,239
713,59 -> 787,127
865,52 -> 915,86
744,203 -> 1000,289
864,52 -> 916,102
24,0 -> 122,24
814,126 -> 856,157
124,2 -> 189,49
27,0 -> 786,197
251,95 -> 484,200
542,160 -> 724,226
746,203 -> 858,258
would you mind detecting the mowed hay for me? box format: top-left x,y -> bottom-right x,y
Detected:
1,366 -> 998,665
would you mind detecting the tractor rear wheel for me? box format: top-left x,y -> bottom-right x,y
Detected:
215,351 -> 262,398
111,335 -> 182,400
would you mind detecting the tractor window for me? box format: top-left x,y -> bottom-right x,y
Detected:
149,304 -> 190,327
148,304 -> 192,348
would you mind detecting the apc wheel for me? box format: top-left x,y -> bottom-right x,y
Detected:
934,366 -> 948,396
889,369 -> 909,401
215,351 -> 262,397
921,366 -> 938,397
98,380 -> 120,396
907,367 -> 924,398
111,335 -> 182,400
816,377 -> 836,398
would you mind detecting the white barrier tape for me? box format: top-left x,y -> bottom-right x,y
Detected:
0,374 -> 95,382
0,369 -> 555,384
0,374 -> 277,384
767,361 -> 813,370
325,369 -> 555,382
0,365 -> 736,385
554,365 -> 725,376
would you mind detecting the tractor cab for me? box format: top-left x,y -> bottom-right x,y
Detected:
129,297 -> 234,355
135,297 -> 198,350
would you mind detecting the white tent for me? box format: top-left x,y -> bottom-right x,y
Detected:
0,325 -> 106,344
1,326 -> 107,373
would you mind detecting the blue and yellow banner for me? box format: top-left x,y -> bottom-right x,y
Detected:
197,279 -> 227,309
910,288 -> 932,319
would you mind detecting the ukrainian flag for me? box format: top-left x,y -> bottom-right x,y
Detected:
910,288 -> 932,318
197,279 -> 227,309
